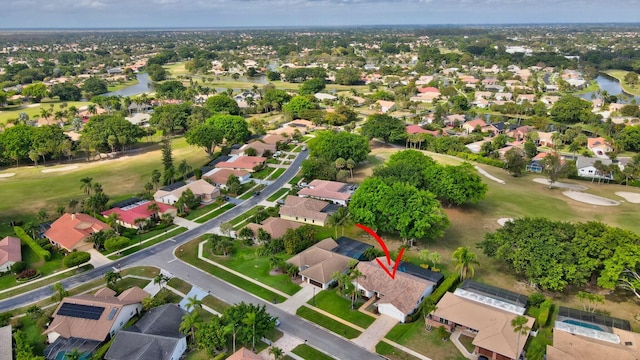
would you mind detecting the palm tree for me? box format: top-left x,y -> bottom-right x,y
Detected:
37,208 -> 48,223
51,282 -> 68,303
268,346 -> 285,360
179,311 -> 201,346
184,295 -> 202,312
104,270 -> 122,289
87,104 -> 97,115
146,202 -> 161,220
451,246 -> 479,280
511,315 -> 530,360
177,159 -> 192,181
40,108 -> 52,124
421,301 -> 437,331
243,312 -> 258,351
346,158 -> 356,178
153,273 -> 170,289
80,177 -> 93,196
349,264 -> 365,309
54,110 -> 65,124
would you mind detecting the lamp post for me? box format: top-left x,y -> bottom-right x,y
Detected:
312,286 -> 316,306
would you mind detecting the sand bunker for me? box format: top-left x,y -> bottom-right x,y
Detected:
563,191 -> 620,206
0,173 -> 15,178
475,166 -> 505,184
533,178 -> 588,191
497,218 -> 514,226
615,192 -> 640,204
41,165 -> 78,173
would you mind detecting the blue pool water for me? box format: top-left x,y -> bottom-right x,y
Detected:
563,319 -> 604,331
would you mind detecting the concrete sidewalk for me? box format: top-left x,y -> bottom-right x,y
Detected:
173,217 -> 200,230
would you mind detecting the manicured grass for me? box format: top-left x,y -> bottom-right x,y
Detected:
195,203 -> 235,223
155,288 -> 183,304
107,227 -> 187,260
201,294 -> 230,313
267,188 -> 290,202
204,244 -> 301,295
176,238 -> 286,303
0,245 -> 65,290
0,264 -> 93,301
17,314 -> 47,355
268,168 -> 286,180
183,199 -> 225,220
107,78 -> 139,91
296,306 -> 361,339
375,342 -> 422,360
0,101 -> 91,125
289,175 -> 303,185
291,344 -> 336,360
168,277 -> 193,294
308,289 -> 375,328
113,277 -> 150,293
0,137 -> 211,237
229,206 -> 265,227
251,166 -> 276,180
385,319 -> 465,360
459,334 -> 475,353
121,266 -> 160,278
102,225 -> 182,255
604,69 -> 640,96
238,191 -> 256,200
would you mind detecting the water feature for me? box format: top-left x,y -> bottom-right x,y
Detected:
578,74 -> 640,104
104,73 -> 152,97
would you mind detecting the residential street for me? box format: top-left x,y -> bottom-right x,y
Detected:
0,149 -> 383,359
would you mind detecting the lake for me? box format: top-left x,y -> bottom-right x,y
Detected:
104,73 -> 152,97
578,74 -> 640,104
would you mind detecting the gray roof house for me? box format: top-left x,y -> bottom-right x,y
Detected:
105,304 -> 187,360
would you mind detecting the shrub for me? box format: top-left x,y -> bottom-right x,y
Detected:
424,274 -> 460,306
13,226 -> 50,261
104,236 -> 130,253
63,251 -> 91,268
537,299 -> 553,327
528,292 -> 545,307
10,261 -> 27,273
17,269 -> 37,279
212,354 -> 226,360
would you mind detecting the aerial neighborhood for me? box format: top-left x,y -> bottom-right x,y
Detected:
0,22 -> 640,360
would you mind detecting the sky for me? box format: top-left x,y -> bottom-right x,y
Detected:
1,0 -> 640,28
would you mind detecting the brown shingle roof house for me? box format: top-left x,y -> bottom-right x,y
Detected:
0,236 -> 21,272
227,347 -> 262,360
547,325 -> 640,360
245,217 -> 303,240
355,259 -> 436,323
287,238 -> 353,289
44,213 -> 111,252
44,287 -> 149,345
215,156 -> 267,172
427,288 -> 534,360
298,180 -> 354,206
279,196 -> 335,227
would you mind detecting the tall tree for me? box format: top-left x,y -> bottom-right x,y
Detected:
361,114 -> 406,144
511,315 -> 530,360
180,311 -> 202,346
451,246 -> 479,280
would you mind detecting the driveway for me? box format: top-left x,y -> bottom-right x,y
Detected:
353,315 -> 398,351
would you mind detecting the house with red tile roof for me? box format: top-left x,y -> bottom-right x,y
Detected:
373,100 -> 396,113
101,200 -> 177,229
462,119 -> 487,134
0,236 -> 21,272
261,134 -> 289,145
215,156 -> 267,172
406,125 -> 441,137
298,180 -> 355,206
508,125 -> 535,141
231,141 -> 276,157
44,213 -> 111,252
227,348 -> 262,360
587,137 -> 612,158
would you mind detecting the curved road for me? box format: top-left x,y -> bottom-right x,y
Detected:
0,149 -> 381,359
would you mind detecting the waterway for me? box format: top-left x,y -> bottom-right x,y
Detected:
578,74 -> 640,104
104,73 -> 152,97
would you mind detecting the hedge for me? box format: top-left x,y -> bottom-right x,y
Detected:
63,251 -> 91,268
456,152 -> 505,168
13,226 -> 50,261
537,299 -> 553,327
426,274 -> 461,305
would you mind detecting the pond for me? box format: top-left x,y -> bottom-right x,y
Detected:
578,74 -> 640,104
104,73 -> 152,97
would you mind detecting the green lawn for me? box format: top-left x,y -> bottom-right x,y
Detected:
296,306 -> 361,339
108,227 -> 187,260
176,238 -> 286,303
229,206 -> 265,227
17,314 -> 47,355
308,289 -> 375,328
0,137 -> 211,237
102,225 -> 182,255
201,294 -> 230,313
107,78 -> 139,92
385,318 -> 465,360
183,199 -> 226,220
113,277 -> 150,293
375,342 -> 422,360
155,288 -> 183,304
289,175 -> 303,185
0,101 -> 91,125
291,344 -> 336,360
604,69 -> 640,96
195,203 -> 235,223
168,277 -> 193,294
204,244 -> 301,295
268,168 -> 286,180
0,245 -> 66,290
267,188 -> 290,202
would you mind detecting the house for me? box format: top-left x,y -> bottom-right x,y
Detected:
516,94 -> 536,103
286,238 -> 353,289
494,92 -> 513,101
537,131 -> 557,147
406,125 -> 441,137
445,114 -> 466,127
547,307 -> 640,360
427,281 -> 534,360
261,134 -> 289,145
576,157 -> 615,180
231,141 -> 276,157
104,304 -> 187,360
245,217 -> 304,240
101,200 -> 177,229
227,347 -> 262,360
44,287 -> 149,360
125,112 -> 151,126
373,100 -> 396,113
203,168 -> 251,189
508,125 -> 535,141
0,325 -> 11,360
298,180 -> 355,206
587,137 -> 612,158
153,180 -> 221,206
44,213 -> 111,252
355,259 -> 436,323
215,156 -> 267,172
0,236 -> 21,272
279,196 -> 337,227
462,119 -> 487,134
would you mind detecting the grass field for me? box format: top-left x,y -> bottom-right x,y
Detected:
291,344 -> 336,360
268,168 -> 286,180
0,137 -> 211,237
107,78 -> 139,92
107,226 -> 188,260
228,206 -> 265,227
167,277 -> 192,294
204,244 -> 301,295
604,69 -> 640,96
267,188 -> 290,202
0,101 -> 91,125
308,289 -> 375,328
375,342 -> 422,360
296,306 -> 361,339
385,320 -> 466,360
194,203 -> 235,223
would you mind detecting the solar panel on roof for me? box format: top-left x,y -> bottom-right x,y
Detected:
57,303 -> 105,320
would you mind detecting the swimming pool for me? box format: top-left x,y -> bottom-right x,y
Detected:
562,319 -> 604,331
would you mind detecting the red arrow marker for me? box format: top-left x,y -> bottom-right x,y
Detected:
356,224 -> 405,279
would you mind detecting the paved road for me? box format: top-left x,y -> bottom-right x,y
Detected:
0,149 -> 382,359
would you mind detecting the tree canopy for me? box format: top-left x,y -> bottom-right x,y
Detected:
205,94 -> 241,115
206,114 -> 250,145
282,95 -> 317,119
82,77 -> 108,98
308,130 -> 370,163
81,115 -> 145,154
361,114 -> 406,144
550,96 -> 593,124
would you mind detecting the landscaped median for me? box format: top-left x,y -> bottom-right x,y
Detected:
175,237 -> 287,303
296,306 -> 362,339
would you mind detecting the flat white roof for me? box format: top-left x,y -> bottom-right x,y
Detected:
453,288 -> 526,315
